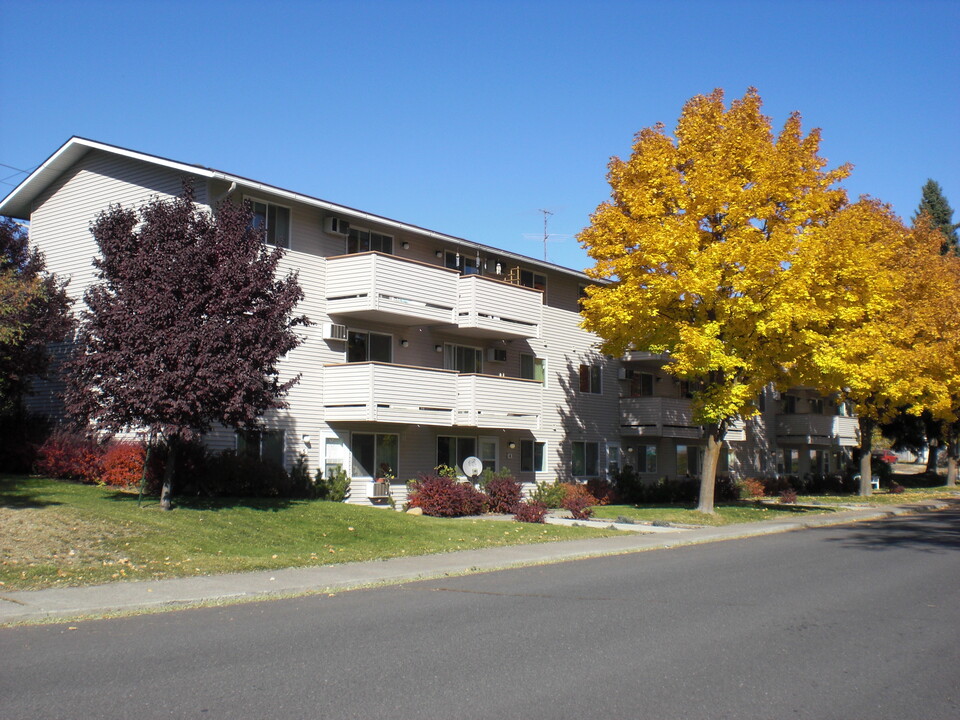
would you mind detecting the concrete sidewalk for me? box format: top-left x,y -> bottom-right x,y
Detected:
0,502 -> 945,626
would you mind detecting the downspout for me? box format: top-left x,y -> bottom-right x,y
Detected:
212,181 -> 237,206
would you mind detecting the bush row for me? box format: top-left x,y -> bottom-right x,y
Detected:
32,430 -> 331,499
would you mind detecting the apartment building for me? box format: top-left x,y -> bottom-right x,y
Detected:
1,138 -> 623,505
1,138 -> 859,503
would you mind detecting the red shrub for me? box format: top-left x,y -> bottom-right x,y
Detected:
740,477 -> 765,498
514,500 -> 548,524
585,477 -> 618,505
99,442 -> 149,488
35,430 -> 104,482
485,474 -> 523,514
779,488 -> 798,504
562,483 -> 598,520
408,474 -> 488,517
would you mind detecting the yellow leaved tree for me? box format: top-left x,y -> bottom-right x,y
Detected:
578,88 -> 852,513
792,201 -> 953,493
802,207 -> 960,490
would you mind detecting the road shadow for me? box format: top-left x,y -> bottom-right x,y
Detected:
826,500 -> 960,553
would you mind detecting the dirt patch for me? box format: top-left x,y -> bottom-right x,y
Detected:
0,506 -> 133,568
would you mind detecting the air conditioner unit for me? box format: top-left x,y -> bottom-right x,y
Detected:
325,217 -> 350,236
321,322 -> 348,341
486,348 -> 507,362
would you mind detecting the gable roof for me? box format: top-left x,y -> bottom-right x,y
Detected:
0,137 -> 592,281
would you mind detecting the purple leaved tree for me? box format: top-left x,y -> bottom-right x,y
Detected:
64,186 -> 307,509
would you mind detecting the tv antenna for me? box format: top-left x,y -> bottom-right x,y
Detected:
539,209 -> 553,261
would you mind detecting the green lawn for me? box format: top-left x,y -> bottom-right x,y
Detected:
1,475 -> 620,591
590,502 -> 835,526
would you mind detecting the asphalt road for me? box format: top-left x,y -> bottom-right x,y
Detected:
3,509 -> 959,719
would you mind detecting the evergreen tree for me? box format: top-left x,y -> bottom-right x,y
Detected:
914,179 -> 959,255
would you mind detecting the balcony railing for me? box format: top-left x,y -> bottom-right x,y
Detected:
620,397 -> 746,442
323,363 -> 541,430
325,253 -> 542,338
322,363 -> 456,425
454,275 -> 541,339
325,253 -> 458,325
455,374 -> 541,430
775,414 -> 860,446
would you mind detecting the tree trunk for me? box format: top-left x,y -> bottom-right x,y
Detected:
947,438 -> 958,488
926,443 -> 939,473
160,436 -> 178,511
136,439 -> 154,509
697,429 -> 724,514
858,417 -> 874,497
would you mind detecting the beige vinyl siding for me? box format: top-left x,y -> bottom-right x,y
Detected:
28,150 -> 206,300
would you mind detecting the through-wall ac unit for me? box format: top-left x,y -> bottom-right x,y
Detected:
322,322 -> 348,341
325,217 -> 350,235
486,348 -> 507,363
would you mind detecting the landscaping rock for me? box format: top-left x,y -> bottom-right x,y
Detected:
406,507 -> 424,516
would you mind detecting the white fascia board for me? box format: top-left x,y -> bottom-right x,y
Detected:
214,170 -> 590,280
1,137 -> 593,281
0,137 -> 216,219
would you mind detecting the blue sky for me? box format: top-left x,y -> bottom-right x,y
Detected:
1,0 -> 957,271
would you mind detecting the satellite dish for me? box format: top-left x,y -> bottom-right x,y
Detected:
462,456 -> 483,478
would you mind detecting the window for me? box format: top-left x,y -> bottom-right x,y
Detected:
634,445 -> 657,474
519,268 -> 547,292
520,354 -> 546,383
630,372 -> 655,397
579,364 -> 601,394
445,250 -> 480,275
520,440 -> 545,473
237,429 -> 285,466
676,444 -> 702,476
347,227 -> 393,254
782,395 -> 799,414
445,344 -> 482,373
478,437 -> 498,473
679,380 -> 700,399
809,397 -> 825,414
811,449 -> 826,474
779,448 -> 800,475
351,433 -> 398,479
249,200 -> 291,248
347,330 -> 392,363
323,437 -> 346,479
572,441 -> 599,477
437,436 -> 476,474
577,284 -> 589,310
607,442 -> 621,476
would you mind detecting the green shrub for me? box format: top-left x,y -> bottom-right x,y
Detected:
531,480 -> 567,508
314,466 -> 351,502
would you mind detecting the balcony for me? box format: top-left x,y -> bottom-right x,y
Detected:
322,363 -> 456,425
775,414 -> 860,446
323,363 -> 541,431
455,374 -> 541,430
620,397 -> 746,442
452,275 -> 541,339
325,253 -> 541,339
325,253 -> 458,326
